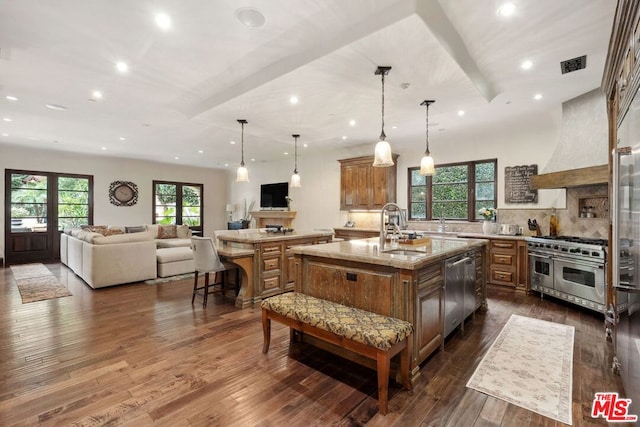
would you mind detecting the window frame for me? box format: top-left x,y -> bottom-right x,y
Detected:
152,180 -> 204,234
407,158 -> 497,222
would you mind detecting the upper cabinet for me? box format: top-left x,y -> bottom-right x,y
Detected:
338,154 -> 398,210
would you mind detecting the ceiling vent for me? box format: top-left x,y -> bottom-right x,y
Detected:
560,55 -> 587,74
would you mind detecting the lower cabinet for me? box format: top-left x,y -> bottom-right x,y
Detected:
487,238 -> 529,292
415,263 -> 444,363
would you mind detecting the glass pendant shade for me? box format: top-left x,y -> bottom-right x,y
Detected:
290,171 -> 301,188
372,66 -> 394,167
235,119 -> 249,183
420,154 -> 435,175
236,164 -> 249,182
290,134 -> 301,187
373,139 -> 394,167
419,100 -> 436,176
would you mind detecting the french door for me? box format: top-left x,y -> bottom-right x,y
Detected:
4,169 -> 93,264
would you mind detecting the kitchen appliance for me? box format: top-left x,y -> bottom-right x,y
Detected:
444,252 -> 476,337
498,224 -> 517,235
527,235 -> 625,313
612,105 -> 640,413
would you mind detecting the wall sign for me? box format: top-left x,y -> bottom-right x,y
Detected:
505,165 -> 538,204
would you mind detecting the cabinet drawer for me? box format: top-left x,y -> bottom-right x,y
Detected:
263,258 -> 280,271
491,269 -> 514,284
490,240 -> 516,251
491,253 -> 514,266
261,244 -> 282,256
262,275 -> 280,290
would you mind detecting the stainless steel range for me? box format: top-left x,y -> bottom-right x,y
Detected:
527,235 -> 625,313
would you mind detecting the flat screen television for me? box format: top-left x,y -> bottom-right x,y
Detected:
260,182 -> 288,209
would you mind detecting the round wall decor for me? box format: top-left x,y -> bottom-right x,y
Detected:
109,180 -> 138,206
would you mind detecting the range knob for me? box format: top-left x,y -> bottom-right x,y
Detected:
553,245 -> 559,250
569,248 -> 580,253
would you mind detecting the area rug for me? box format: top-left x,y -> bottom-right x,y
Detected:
11,263 -> 72,303
145,273 -> 194,285
466,314 -> 574,425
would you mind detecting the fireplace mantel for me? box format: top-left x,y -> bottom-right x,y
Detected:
250,210 -> 296,228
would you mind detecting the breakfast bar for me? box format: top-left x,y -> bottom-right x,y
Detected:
216,230 -> 334,308
292,236 -> 488,382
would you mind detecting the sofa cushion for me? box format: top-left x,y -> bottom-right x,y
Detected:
156,247 -> 193,263
158,225 -> 177,239
176,224 -> 192,239
125,225 -> 146,233
155,238 -> 192,248
92,231 -> 154,245
82,225 -> 108,235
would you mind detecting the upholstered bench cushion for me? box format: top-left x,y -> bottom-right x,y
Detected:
156,247 -> 193,263
261,292 -> 413,351
155,238 -> 192,248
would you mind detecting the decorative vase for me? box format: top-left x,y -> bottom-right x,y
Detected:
482,220 -> 496,235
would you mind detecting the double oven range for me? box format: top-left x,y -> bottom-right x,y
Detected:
527,235 -> 626,314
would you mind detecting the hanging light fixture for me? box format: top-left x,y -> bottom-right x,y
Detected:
236,119 -> 249,182
372,66 -> 394,167
419,100 -> 436,176
290,134 -> 301,188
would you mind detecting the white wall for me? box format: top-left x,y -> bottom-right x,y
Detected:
0,145 -> 229,257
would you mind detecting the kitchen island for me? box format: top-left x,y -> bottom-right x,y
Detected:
216,230 -> 334,308
292,236 -> 487,382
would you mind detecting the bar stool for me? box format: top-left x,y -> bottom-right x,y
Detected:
190,236 -> 238,308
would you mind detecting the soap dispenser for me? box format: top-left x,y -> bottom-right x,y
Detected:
549,207 -> 559,237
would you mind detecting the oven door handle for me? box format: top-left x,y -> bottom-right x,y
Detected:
529,253 -> 553,259
554,256 -> 605,269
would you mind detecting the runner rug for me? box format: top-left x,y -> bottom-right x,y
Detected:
10,263 -> 72,303
466,314 -> 574,425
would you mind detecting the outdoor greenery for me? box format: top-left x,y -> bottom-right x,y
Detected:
154,182 -> 202,227
409,159 -> 497,221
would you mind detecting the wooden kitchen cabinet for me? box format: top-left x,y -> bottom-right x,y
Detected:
333,228 -> 380,241
487,237 -> 529,292
339,154 -> 398,210
415,262 -> 444,363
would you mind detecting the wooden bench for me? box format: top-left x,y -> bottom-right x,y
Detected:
261,292 -> 413,415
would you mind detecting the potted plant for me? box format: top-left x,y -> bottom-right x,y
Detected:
478,207 -> 498,234
241,198 -> 255,229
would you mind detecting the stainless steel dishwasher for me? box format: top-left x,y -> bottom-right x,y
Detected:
444,252 -> 476,337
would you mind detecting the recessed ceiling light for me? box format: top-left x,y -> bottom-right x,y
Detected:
46,104 -> 68,111
251,158 -> 255,162
116,62 -> 129,73
175,156 -> 180,160
5,95 -> 18,101
119,137 -> 126,141
497,3 -> 516,17
91,90 -> 103,100
155,12 -> 172,30
101,147 -> 107,150
284,152 -> 289,155
3,117 -> 12,122
458,110 -> 465,116
349,119 -> 356,126
28,136 -> 40,141
289,96 -> 299,104
534,93 -> 543,100
198,150 -> 204,154
341,136 -> 348,140
229,140 -> 236,145
392,126 -> 397,129
2,133 -> 8,136
236,7 -> 266,29
303,143 -> 308,148
224,163 -> 229,167
521,60 -> 533,70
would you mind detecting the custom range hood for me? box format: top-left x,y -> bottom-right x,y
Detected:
529,164 -> 608,190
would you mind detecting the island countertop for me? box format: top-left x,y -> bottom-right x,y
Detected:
292,236 -> 487,270
216,229 -> 334,244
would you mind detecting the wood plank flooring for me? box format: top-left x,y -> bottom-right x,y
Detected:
0,263 -> 628,426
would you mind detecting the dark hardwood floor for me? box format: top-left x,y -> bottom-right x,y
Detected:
0,263 -> 628,426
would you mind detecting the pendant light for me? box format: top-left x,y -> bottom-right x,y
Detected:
372,66 -> 394,167
419,100 -> 436,176
236,119 -> 249,182
290,134 -> 301,188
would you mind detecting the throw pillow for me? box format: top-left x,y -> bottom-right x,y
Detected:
103,228 -> 124,237
176,224 -> 191,239
158,224 -> 177,239
125,225 -> 146,234
81,225 -> 109,236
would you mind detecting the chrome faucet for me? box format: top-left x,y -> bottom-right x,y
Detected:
380,203 -> 406,250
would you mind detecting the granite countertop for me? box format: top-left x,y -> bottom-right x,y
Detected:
217,229 -> 334,244
292,236 -> 487,270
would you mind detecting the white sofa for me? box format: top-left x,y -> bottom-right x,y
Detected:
60,224 -> 193,288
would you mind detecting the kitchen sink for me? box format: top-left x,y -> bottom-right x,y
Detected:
382,249 -> 426,257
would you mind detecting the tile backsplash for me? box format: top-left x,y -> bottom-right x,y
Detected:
347,185 -> 609,239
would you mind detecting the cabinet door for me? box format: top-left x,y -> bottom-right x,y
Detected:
340,165 -> 356,209
416,263 -> 444,361
355,164 -> 370,208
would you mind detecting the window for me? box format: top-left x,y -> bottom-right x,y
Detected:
57,176 -> 91,229
408,159 -> 496,221
153,181 -> 203,233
